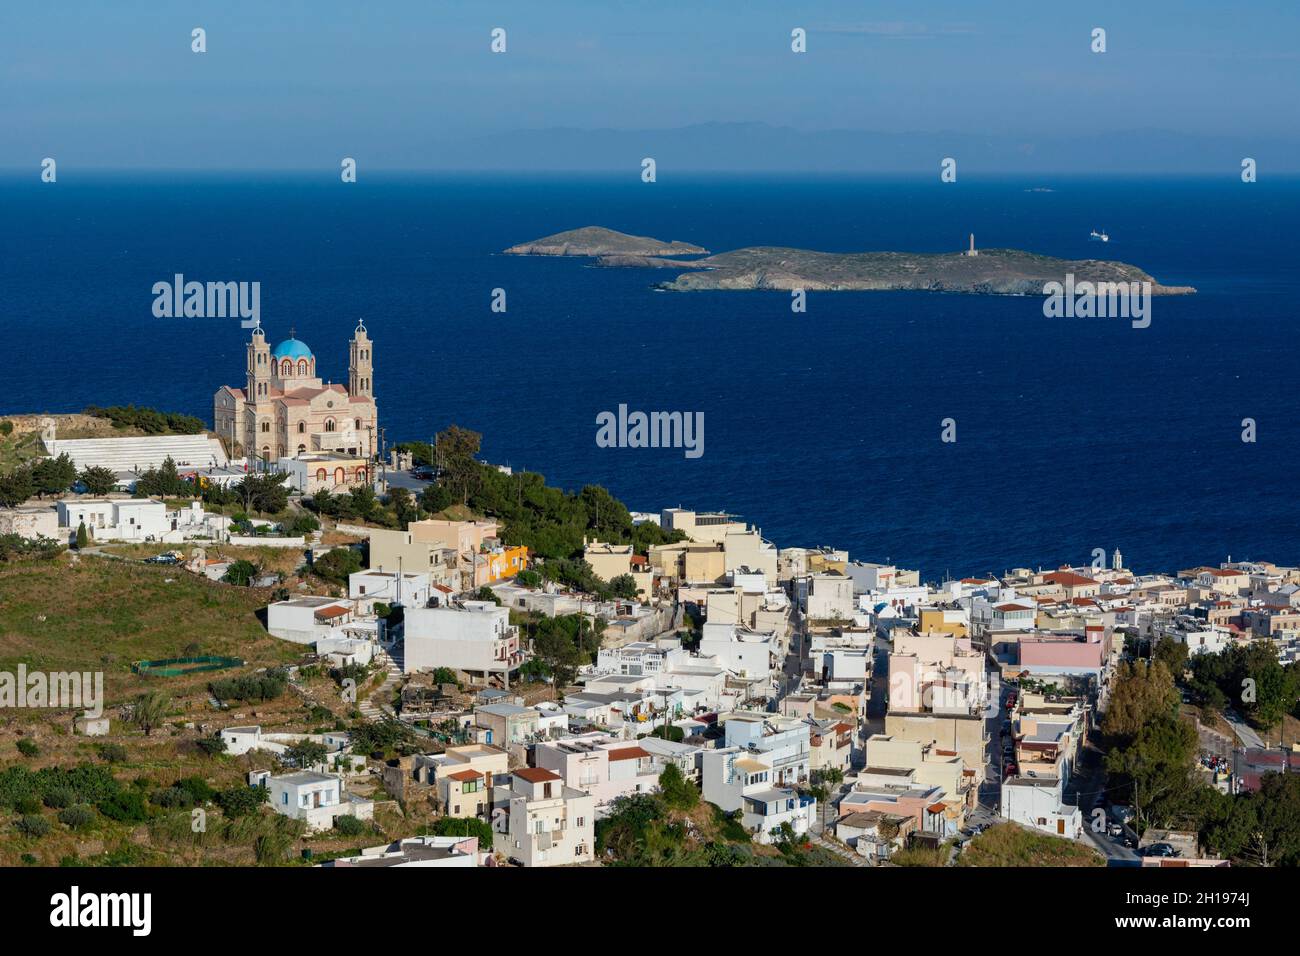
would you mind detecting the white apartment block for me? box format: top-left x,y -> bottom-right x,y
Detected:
403,601 -> 524,681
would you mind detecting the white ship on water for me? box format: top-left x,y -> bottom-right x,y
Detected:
1089,229 -> 1110,242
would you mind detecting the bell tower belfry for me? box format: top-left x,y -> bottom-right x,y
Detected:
246,320 -> 271,400
349,319 -> 373,399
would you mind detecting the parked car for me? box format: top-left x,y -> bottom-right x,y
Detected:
1107,823 -> 1123,838
144,553 -> 179,565
411,466 -> 435,480
1143,843 -> 1177,858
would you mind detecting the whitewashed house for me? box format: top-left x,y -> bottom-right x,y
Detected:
266,596 -> 359,644
348,569 -> 433,611
701,748 -> 815,844
266,771 -> 374,832
403,601 -> 524,682
57,497 -> 168,543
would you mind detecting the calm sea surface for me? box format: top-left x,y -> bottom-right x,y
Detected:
2,173 -> 1297,577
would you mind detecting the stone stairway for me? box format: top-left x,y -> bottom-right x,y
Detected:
808,831 -> 869,867
359,642 -> 403,722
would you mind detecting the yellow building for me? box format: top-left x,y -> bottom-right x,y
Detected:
917,608 -> 969,638
473,545 -> 530,587
436,744 -> 510,818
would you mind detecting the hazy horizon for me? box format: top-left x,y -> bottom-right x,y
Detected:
3,1 -> 1298,173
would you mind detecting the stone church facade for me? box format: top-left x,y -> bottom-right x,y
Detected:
213,320 -> 378,463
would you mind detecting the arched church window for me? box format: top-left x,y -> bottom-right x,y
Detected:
261,421 -> 270,433
334,467 -> 345,485
325,419 -> 336,432
356,468 -> 367,483
298,444 -> 307,455
355,419 -> 361,431
316,468 -> 326,482
281,359 -> 292,375
297,422 -> 305,434
298,359 -> 308,374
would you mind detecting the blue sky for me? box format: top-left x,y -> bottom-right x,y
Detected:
2,0 -> 1296,170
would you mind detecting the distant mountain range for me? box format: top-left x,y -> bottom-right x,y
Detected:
430,122 -> 1297,174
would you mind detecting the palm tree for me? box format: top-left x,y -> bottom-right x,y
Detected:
131,691 -> 171,736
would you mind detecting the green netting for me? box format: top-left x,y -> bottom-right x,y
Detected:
131,655 -> 245,677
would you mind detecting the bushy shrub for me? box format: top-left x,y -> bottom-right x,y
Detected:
312,547 -> 362,583
97,789 -> 149,823
150,787 -> 192,810
333,815 -> 366,837
427,816 -> 493,845
215,785 -> 267,819
176,776 -> 216,804
58,805 -> 95,830
209,670 -> 288,703
196,735 -> 228,757
42,787 -> 74,810
16,814 -> 51,838
95,743 -> 128,764
16,739 -> 39,758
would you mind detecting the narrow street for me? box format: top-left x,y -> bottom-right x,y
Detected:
1068,739 -> 1139,863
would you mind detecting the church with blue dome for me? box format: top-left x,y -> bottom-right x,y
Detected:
213,321 -> 378,468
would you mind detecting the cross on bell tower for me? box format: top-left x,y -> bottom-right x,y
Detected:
246,322 -> 270,400
349,319 -> 373,401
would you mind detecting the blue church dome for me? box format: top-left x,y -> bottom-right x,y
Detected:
272,338 -> 313,360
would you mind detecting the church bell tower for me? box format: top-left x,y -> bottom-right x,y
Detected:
349,319 -> 373,399
246,321 -> 271,400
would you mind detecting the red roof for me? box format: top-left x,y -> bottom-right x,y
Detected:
514,767 -> 561,783
447,769 -> 481,782
608,746 -> 651,761
314,605 -> 350,620
926,802 -> 947,814
1044,571 -> 1098,587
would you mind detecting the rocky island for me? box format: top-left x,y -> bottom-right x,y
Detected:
503,225 -> 707,257
505,228 -> 1195,295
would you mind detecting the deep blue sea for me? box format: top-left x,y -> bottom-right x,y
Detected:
2,173 -> 1297,579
